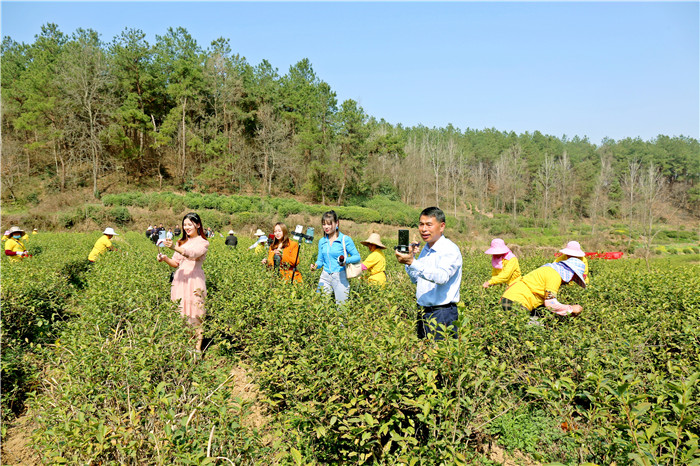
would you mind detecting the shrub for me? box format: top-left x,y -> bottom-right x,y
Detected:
107,206 -> 132,226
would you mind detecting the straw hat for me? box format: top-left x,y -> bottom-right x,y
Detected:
559,241 -> 585,258
484,238 -> 510,255
254,229 -> 265,236
103,227 -> 118,236
228,230 -> 235,235
361,233 -> 386,249
8,226 -> 25,236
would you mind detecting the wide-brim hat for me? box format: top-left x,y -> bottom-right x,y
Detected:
103,227 -> 118,236
561,257 -> 587,289
484,238 -> 510,255
228,230 -> 235,235
254,229 -> 265,236
8,226 -> 25,236
560,241 -> 585,257
361,233 -> 386,249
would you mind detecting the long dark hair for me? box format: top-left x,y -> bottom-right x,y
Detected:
270,222 -> 291,250
321,210 -> 339,237
177,212 -> 207,246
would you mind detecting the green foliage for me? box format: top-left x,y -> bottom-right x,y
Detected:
3,235 -> 699,464
108,206 -> 133,226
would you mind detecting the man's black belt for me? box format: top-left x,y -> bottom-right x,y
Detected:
420,303 -> 457,312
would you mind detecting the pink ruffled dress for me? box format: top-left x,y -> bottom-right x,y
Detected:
170,236 -> 209,323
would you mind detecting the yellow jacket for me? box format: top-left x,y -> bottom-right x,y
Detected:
554,255 -> 589,284
88,235 -> 113,262
4,238 -> 27,262
502,266 -> 563,311
488,257 -> 521,286
363,249 -> 387,285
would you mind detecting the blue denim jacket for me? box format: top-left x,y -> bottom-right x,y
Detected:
315,232 -> 361,273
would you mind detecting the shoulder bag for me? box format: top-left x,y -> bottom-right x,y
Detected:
342,235 -> 363,279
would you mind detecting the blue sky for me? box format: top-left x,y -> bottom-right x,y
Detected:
2,1 -> 698,145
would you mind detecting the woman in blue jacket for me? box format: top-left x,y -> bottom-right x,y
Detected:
310,210 -> 361,303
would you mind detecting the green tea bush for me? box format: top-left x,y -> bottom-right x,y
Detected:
5,232 -> 699,465
362,196 -> 421,226
26,233 -> 269,464
108,206 -> 133,226
1,234 -> 85,421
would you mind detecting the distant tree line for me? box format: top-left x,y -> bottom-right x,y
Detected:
2,24 -> 699,227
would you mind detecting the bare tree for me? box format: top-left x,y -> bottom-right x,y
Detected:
494,145 -> 528,219
57,30 -> 112,198
554,150 -> 575,218
256,104 -> 291,196
621,159 -> 642,241
0,140 -> 24,200
589,152 -> 613,235
468,160 -> 489,214
638,163 -> 667,267
535,153 -> 556,225
422,132 -> 445,206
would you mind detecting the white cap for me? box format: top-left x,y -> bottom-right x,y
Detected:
228,230 -> 235,235
103,227 -> 118,236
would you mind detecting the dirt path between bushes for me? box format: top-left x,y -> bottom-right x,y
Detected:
1,413 -> 40,466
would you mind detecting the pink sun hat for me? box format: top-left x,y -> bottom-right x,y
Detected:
559,241 -> 585,258
484,238 -> 511,255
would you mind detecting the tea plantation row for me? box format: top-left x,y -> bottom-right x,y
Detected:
1,232 -> 698,465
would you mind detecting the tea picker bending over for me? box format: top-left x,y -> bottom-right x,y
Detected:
482,238 -> 521,289
88,227 -> 119,263
395,207 -> 462,340
500,257 -> 586,326
555,240 -> 589,285
310,210 -> 361,304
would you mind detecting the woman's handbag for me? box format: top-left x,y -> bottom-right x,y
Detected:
342,236 -> 363,279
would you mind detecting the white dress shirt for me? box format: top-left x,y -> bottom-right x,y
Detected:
405,235 -> 462,307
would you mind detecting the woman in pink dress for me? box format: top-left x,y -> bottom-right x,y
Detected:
157,212 -> 209,352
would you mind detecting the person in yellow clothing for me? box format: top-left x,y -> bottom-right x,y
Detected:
261,223 -> 302,283
500,257 -> 587,326
360,233 -> 387,285
554,240 -> 589,285
249,229 -> 268,254
482,238 -> 521,289
32,228 -> 39,235
4,226 -> 29,262
88,227 -> 118,262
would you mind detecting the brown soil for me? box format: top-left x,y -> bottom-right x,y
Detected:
1,413 -> 40,466
480,441 -> 542,466
227,365 -> 271,435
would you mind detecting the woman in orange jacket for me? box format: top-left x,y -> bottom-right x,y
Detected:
262,222 -> 302,283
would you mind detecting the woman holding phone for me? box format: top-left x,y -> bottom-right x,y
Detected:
157,212 -> 209,353
262,222 -> 302,283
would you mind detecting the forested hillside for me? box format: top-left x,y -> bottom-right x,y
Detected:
2,24 -> 699,225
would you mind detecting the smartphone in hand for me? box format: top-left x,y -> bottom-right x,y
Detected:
395,229 -> 409,253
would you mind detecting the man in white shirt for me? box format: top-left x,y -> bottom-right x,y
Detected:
396,207 -> 462,340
